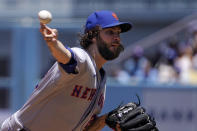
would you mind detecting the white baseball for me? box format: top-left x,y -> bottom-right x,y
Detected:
38,10 -> 52,24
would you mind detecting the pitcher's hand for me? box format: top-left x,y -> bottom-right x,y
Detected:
40,23 -> 58,43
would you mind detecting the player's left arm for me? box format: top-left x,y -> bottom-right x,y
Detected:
83,114 -> 107,131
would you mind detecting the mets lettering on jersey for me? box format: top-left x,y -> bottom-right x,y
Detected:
71,85 -> 104,108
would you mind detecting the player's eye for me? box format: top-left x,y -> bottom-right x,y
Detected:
105,30 -> 120,36
105,30 -> 114,35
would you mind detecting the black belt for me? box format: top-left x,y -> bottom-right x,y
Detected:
19,129 -> 27,131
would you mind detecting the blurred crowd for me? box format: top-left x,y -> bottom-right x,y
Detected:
110,21 -> 197,85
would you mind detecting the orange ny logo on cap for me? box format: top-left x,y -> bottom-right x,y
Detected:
112,13 -> 119,20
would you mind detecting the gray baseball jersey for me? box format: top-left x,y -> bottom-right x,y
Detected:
2,47 -> 106,131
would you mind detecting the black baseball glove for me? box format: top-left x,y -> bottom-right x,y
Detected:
105,101 -> 158,131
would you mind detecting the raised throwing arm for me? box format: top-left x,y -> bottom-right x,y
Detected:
40,23 -> 71,64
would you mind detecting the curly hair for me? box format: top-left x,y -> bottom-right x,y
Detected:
79,26 -> 102,50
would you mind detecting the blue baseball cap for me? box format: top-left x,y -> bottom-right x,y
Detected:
85,10 -> 132,33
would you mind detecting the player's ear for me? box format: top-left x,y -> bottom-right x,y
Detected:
92,37 -> 97,43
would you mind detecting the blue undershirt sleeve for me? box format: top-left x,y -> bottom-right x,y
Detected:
58,47 -> 78,74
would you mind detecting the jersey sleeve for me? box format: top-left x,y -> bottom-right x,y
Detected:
58,47 -> 90,75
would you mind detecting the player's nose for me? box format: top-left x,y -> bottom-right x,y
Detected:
113,33 -> 120,41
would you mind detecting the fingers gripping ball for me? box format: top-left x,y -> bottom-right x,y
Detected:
105,102 -> 159,131
38,10 -> 52,24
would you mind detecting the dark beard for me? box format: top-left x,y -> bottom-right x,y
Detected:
96,35 -> 124,60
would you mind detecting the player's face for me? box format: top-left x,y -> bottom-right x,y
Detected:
96,27 -> 124,60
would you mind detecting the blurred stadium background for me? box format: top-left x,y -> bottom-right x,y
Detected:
1,0 -> 197,131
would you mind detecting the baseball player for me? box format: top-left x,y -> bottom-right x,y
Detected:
1,10 -> 132,131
